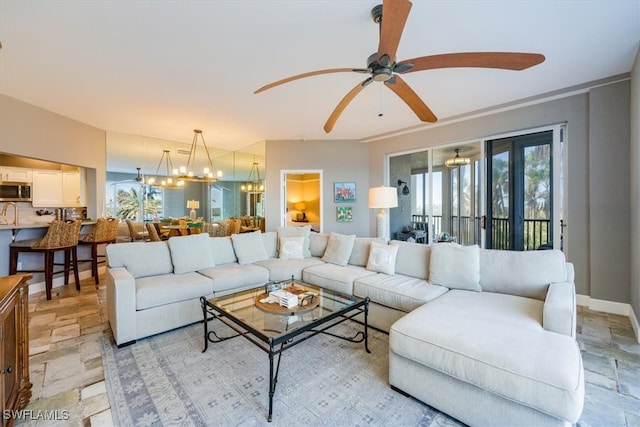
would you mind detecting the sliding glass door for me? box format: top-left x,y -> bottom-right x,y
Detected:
486,130 -> 553,250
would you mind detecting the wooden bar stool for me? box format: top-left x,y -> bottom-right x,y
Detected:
78,217 -> 119,286
9,220 -> 82,300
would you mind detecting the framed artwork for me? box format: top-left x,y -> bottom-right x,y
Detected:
337,206 -> 353,222
334,182 -> 356,203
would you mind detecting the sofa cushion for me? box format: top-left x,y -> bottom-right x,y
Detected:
302,263 -> 377,295
262,231 -> 278,258
354,274 -> 448,312
321,232 -> 356,266
231,231 -> 268,265
135,272 -> 213,310
254,257 -> 324,281
278,235 -> 305,260
277,226 -> 312,258
429,244 -> 481,291
106,241 -> 174,279
390,290 -> 584,422
389,240 -> 431,280
348,237 -> 386,267
366,241 -> 399,275
198,263 -> 269,294
168,233 -> 215,274
309,232 -> 329,257
480,249 -> 567,300
209,236 -> 237,265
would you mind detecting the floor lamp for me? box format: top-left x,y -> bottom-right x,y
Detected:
368,186 -> 398,240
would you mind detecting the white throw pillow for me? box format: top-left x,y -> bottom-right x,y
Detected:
366,241 -> 399,275
321,232 -> 356,266
231,231 -> 269,265
277,226 -> 312,258
167,233 -> 215,274
429,243 -> 481,291
279,235 -> 305,260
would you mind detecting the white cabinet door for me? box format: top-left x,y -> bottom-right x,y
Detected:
62,171 -> 83,207
32,170 -> 63,207
0,167 -> 32,182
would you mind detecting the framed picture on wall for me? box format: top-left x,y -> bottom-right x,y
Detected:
334,182 -> 356,203
337,206 -> 353,222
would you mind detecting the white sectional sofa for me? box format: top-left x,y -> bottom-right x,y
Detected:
105,227 -> 584,426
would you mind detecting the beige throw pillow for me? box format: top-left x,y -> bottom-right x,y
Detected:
231,231 -> 268,265
321,232 -> 356,266
279,235 -> 305,260
366,241 -> 399,275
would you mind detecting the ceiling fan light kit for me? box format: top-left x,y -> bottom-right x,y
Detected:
255,0 -> 545,133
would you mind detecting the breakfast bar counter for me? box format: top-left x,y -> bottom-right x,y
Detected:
0,221 -> 97,280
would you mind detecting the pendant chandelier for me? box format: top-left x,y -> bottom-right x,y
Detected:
241,158 -> 265,193
178,129 -> 222,182
146,150 -> 185,188
445,148 -> 471,168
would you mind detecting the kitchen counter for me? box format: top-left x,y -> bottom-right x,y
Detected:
0,220 -> 97,278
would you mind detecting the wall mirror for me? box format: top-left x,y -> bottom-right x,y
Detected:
105,132 -> 265,225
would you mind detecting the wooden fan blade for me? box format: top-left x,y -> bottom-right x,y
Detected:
398,52 -> 545,73
254,68 -> 357,94
324,78 -> 373,133
377,0 -> 412,64
385,75 -> 437,122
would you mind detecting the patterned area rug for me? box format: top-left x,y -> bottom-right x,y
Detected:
101,320 -> 464,427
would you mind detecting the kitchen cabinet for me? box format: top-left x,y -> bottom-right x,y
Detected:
32,170 -> 63,207
0,167 -> 32,183
0,274 -> 32,427
62,170 -> 85,207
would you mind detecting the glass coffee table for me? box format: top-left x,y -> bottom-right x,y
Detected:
200,279 -> 370,422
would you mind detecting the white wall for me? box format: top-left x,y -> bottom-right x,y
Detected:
630,47 -> 640,326
0,94 -> 106,219
368,81 -> 630,304
265,139 -> 370,236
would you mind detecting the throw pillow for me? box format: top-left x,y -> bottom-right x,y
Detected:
277,225 -> 312,258
321,232 -> 356,266
231,231 -> 269,265
278,236 -> 305,260
167,233 -> 215,274
366,241 -> 399,275
429,243 -> 481,291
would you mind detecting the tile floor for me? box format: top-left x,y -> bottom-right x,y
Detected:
12,276 -> 640,426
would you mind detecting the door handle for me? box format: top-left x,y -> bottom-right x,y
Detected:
2,365 -> 13,374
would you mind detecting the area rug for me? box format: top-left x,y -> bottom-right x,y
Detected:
101,320 -> 463,427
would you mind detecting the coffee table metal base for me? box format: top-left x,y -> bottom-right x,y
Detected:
200,295 -> 370,422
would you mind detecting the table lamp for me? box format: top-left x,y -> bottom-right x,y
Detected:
186,200 -> 199,220
368,186 -> 398,240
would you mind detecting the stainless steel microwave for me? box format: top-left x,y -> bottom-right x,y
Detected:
0,182 -> 32,201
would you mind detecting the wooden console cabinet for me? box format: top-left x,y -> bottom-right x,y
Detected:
0,274 -> 32,427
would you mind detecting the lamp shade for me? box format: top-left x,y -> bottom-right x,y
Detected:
186,200 -> 199,209
294,202 -> 306,211
368,186 -> 398,209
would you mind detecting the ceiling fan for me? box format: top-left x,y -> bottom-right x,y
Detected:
254,0 -> 545,133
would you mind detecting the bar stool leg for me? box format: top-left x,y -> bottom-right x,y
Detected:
45,250 -> 54,300
91,242 -> 99,285
63,249 -> 71,284
9,247 -> 18,275
72,247 -> 80,291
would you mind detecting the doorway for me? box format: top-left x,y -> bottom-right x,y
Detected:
281,170 -> 322,232
485,130 -> 553,250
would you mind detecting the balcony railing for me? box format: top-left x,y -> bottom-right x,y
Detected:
411,214 -> 551,250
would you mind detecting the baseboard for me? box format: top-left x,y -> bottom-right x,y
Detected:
577,293 -> 639,343
27,266 -> 106,295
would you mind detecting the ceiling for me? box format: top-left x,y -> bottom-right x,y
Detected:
1,1 -> 639,170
